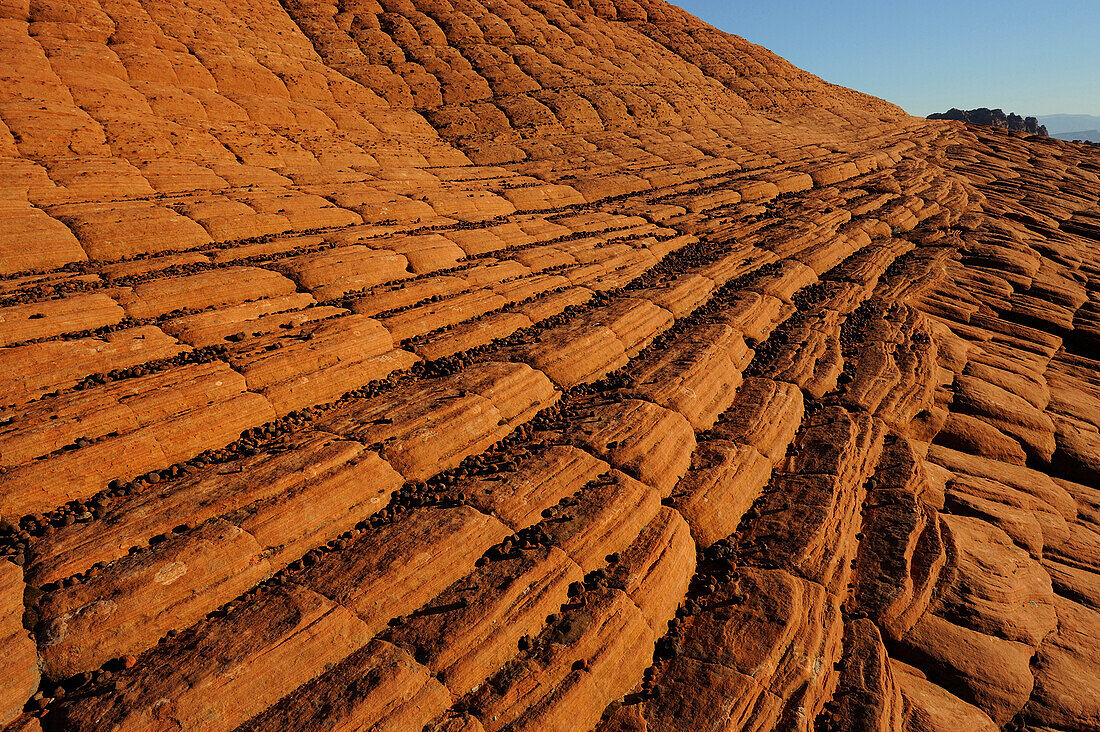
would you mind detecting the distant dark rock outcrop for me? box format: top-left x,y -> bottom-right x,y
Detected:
928,108 -> 1048,136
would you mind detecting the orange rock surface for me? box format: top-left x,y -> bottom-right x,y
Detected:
1,0 -> 1099,728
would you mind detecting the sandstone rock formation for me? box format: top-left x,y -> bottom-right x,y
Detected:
928,108 -> 1049,136
0,0 -> 1098,729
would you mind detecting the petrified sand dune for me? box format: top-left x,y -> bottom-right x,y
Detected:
1,0 -> 1099,728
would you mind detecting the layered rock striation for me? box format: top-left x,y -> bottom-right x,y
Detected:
0,0 -> 1098,730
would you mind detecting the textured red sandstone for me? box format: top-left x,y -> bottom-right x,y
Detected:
0,0 -> 1098,728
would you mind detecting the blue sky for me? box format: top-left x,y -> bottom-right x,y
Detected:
676,0 -> 1100,117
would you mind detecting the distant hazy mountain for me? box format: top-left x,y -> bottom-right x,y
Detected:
1038,114 -> 1100,135
1050,130 -> 1100,142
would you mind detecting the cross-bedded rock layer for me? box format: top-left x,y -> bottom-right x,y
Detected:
0,0 -> 1098,729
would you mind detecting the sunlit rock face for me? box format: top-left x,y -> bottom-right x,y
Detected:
1,0 -> 1099,729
